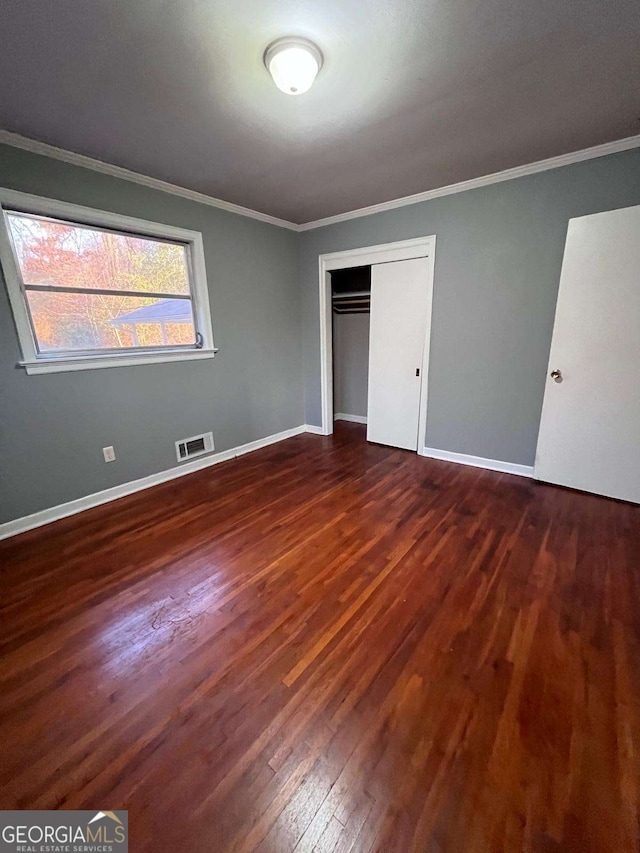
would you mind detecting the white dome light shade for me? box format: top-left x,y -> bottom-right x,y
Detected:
264,38 -> 323,95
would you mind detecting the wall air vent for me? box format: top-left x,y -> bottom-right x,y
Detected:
175,431 -> 214,462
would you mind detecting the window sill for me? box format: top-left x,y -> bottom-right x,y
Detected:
19,348 -> 218,375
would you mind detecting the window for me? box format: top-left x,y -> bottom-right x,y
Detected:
0,189 -> 215,373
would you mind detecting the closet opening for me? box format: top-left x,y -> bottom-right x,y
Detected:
318,236 -> 435,451
331,265 -> 371,426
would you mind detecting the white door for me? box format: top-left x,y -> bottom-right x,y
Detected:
367,257 -> 429,450
535,204 -> 640,503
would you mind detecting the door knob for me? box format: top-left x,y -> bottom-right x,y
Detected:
550,369 -> 562,383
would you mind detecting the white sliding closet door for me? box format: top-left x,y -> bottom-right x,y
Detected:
367,257 -> 429,450
534,204 -> 640,503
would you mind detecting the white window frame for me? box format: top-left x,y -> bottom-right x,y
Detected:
0,188 -> 217,374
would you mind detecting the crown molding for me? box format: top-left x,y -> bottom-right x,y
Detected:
297,134 -> 640,231
0,130 -> 298,231
2,129 -> 639,234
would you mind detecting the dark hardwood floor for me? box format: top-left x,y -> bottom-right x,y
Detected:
1,423 -> 639,852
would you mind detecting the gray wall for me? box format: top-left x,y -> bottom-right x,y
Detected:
301,148 -> 640,466
333,313 -> 370,418
3,143 -> 640,524
0,144 -> 302,524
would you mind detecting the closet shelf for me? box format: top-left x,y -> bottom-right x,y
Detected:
332,291 -> 371,315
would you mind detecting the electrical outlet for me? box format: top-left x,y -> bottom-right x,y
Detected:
103,446 -> 116,463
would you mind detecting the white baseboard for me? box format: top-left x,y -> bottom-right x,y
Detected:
334,413 -> 368,424
0,425 -> 312,541
420,446 -> 534,478
304,423 -> 328,435
0,429 -> 532,541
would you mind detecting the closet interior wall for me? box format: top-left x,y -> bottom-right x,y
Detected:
331,267 -> 371,422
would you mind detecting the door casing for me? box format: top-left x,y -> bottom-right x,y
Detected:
317,236 -> 436,454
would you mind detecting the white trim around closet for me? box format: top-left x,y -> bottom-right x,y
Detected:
318,236 -> 436,449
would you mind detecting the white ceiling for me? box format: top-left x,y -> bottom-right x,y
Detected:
0,0 -> 638,224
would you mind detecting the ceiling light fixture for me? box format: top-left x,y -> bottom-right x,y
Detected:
264,37 -> 323,95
